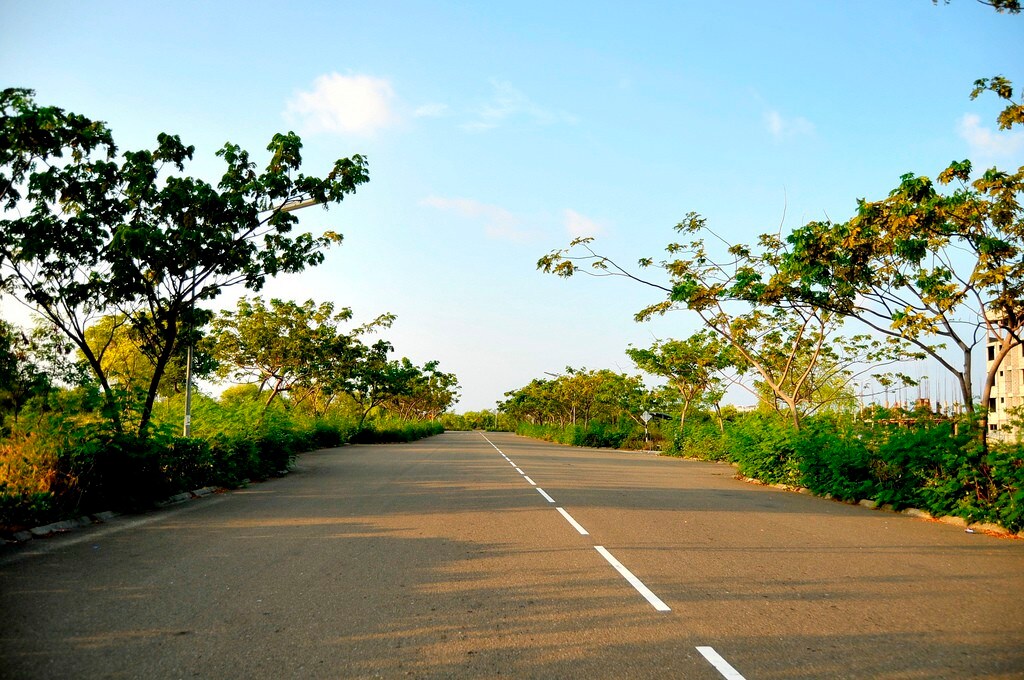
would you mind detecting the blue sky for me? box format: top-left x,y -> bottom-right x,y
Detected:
2,1 -> 1022,410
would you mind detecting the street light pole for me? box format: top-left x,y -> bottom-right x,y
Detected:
182,196 -> 321,437
183,342 -> 194,436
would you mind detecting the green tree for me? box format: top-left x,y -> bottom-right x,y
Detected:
383,361 -> 461,421
0,88 -> 369,436
0,319 -> 50,426
540,225 -> 914,428
81,313 -> 215,406
500,368 -> 649,429
344,343 -> 422,426
627,331 -> 733,429
784,161 -> 1023,431
500,378 -> 559,425
210,297 -> 392,412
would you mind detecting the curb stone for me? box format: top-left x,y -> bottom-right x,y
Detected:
4,486 -> 220,545
155,492 -> 194,508
28,517 -> 91,537
737,471 -> 1018,538
968,521 -> 1011,536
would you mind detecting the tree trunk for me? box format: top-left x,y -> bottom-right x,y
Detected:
76,339 -> 124,434
959,344 -> 975,414
138,326 -> 179,437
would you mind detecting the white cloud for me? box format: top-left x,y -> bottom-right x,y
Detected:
285,73 -> 397,135
462,80 -> 577,133
765,110 -> 815,140
413,102 -> 449,118
958,113 -> 1024,159
563,209 -> 604,238
422,196 -> 531,241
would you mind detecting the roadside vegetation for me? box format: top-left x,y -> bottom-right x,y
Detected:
526,3 -> 1024,534
497,368 -> 1024,533
0,90 -> 455,534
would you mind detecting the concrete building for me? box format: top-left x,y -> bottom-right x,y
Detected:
986,332 -> 1024,442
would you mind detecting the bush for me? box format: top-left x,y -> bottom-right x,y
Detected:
0,429 -> 62,529
515,421 -> 646,450
869,423 -> 967,511
0,393 -> 447,534
793,420 -> 875,501
662,417 -> 728,460
351,420 -> 444,444
0,490 -> 55,531
724,413 -> 802,485
986,443 -> 1024,532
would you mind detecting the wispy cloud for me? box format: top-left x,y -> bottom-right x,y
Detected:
413,102 -> 449,118
462,80 -> 577,133
765,110 -> 815,140
958,113 -> 1024,160
285,73 -> 397,136
563,209 -> 604,238
422,196 -> 532,241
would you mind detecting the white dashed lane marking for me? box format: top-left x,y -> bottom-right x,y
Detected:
556,507 -> 589,535
594,545 -> 671,612
696,646 -> 747,679
479,433 -> 674,614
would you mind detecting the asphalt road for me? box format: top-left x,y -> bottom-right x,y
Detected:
2,431 -> 1023,679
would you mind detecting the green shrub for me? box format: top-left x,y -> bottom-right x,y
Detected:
54,431 -> 168,512
207,435 -> 259,488
515,421 -> 645,450
662,417 -> 728,460
986,443 -> 1024,532
723,413 -> 801,485
793,420 -> 875,501
160,437 -> 215,492
0,490 -> 56,531
352,420 -> 444,444
869,423 -> 966,511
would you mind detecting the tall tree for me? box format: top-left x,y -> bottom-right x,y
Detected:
344,343 -> 422,426
210,297 -> 392,411
784,160 -> 1024,433
500,368 -> 649,429
383,361 -> 461,421
540,222 -> 914,428
627,331 -> 733,429
0,88 -> 369,436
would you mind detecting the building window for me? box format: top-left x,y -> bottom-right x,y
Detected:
989,397 -> 997,410
989,345 -> 996,361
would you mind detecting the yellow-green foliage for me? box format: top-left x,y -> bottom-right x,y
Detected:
0,432 -> 59,498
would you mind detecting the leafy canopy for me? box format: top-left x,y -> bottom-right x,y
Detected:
0,88 -> 369,436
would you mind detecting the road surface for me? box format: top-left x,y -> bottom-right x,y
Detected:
2,431 -> 1023,678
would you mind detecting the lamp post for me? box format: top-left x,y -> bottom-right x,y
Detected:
183,342 -> 194,436
182,196 -> 320,437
